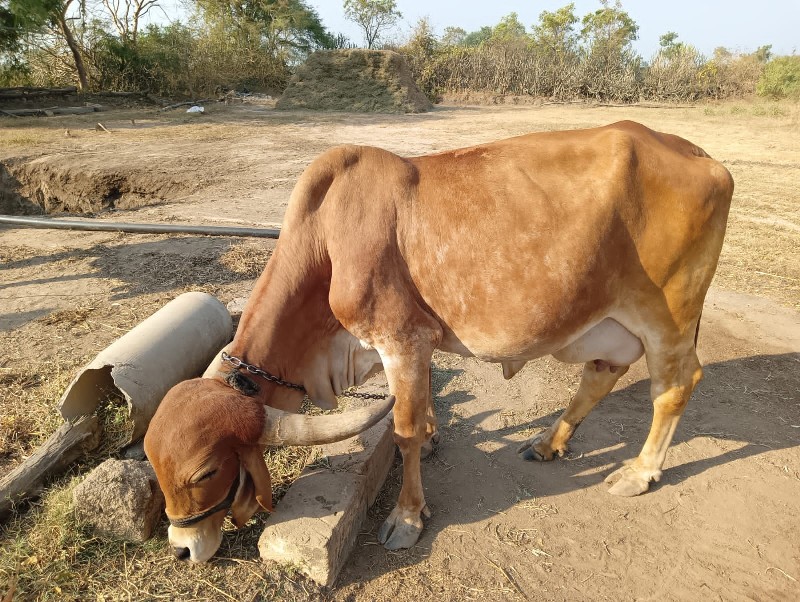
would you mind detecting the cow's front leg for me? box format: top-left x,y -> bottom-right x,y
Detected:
377,344 -> 434,550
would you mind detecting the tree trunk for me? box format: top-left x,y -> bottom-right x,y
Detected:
55,5 -> 89,92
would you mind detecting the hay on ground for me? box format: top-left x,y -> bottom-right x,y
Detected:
277,49 -> 432,114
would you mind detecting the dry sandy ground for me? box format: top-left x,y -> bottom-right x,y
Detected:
1,101 -> 799,601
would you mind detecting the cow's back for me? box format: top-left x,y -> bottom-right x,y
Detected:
393,122 -> 733,359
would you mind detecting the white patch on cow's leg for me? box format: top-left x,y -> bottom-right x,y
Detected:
519,361 -> 629,461
606,343 -> 702,497
375,344 -> 434,550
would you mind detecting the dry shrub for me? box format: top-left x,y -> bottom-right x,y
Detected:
643,46 -> 707,101
404,41 -> 640,102
698,51 -> 764,99
401,29 -> 769,104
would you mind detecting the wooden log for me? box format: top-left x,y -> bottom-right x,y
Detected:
94,90 -> 145,97
0,86 -> 77,99
0,107 -> 56,117
0,415 -> 101,521
0,106 -> 100,117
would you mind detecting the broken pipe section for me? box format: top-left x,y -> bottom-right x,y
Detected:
58,292 -> 233,441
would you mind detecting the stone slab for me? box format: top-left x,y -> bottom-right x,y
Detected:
259,415 -> 395,587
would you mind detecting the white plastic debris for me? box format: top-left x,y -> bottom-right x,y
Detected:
186,105 -> 204,113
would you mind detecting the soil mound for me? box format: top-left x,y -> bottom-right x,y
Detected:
277,50 -> 431,114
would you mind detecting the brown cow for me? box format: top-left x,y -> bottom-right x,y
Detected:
144,121 -> 733,561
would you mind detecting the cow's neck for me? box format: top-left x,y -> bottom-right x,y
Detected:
226,244 -> 337,411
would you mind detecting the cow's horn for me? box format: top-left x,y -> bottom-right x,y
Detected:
259,395 -> 395,446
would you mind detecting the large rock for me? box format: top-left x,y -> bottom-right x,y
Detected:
277,50 -> 432,114
259,414 -> 395,586
73,459 -> 164,542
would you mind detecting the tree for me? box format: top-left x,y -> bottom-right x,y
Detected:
658,31 -> 680,57
1,2 -> 22,53
580,0 -> 638,52
196,0 -> 334,60
579,0 -> 641,100
101,0 -> 161,45
490,12 -> 527,43
532,3 -> 580,98
342,0 -> 400,49
441,26 -> 466,47
462,26 -> 491,47
53,0 -> 88,90
532,3 -> 579,55
1,0 -> 89,90
753,44 -> 772,63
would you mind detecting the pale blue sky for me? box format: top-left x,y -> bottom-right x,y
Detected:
308,0 -> 798,57
147,1 -> 798,58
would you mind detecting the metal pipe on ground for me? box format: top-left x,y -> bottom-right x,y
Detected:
0,215 -> 281,239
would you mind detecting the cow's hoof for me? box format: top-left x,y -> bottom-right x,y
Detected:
420,431 -> 441,460
517,433 -> 566,462
378,506 -> 428,550
605,465 -> 660,497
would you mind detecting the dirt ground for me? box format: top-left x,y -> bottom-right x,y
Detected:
1,100 -> 799,601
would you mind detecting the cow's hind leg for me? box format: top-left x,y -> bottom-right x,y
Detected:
518,361 -> 629,461
420,378 -> 440,459
376,341 -> 437,549
605,341 -> 702,496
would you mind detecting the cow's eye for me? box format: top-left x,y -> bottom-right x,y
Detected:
196,469 -> 217,483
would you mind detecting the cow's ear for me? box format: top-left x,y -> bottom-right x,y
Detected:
230,468 -> 260,528
238,446 -> 273,513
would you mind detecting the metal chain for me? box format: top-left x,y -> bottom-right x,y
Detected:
342,390 -> 389,400
221,352 -> 387,400
222,352 -> 305,391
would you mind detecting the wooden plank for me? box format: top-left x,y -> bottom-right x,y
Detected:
0,415 -> 102,521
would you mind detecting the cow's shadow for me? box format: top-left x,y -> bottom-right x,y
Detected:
333,351 -> 800,587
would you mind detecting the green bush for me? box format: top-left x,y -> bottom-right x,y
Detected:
757,56 -> 800,99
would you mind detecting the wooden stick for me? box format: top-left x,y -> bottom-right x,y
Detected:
0,415 -> 101,521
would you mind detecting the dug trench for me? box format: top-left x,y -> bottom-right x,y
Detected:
0,156 -> 199,215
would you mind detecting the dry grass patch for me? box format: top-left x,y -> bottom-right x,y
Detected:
219,243 -> 274,279
0,403 -> 320,601
0,360 -> 83,472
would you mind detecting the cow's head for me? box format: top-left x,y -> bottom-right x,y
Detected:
144,377 -> 393,562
